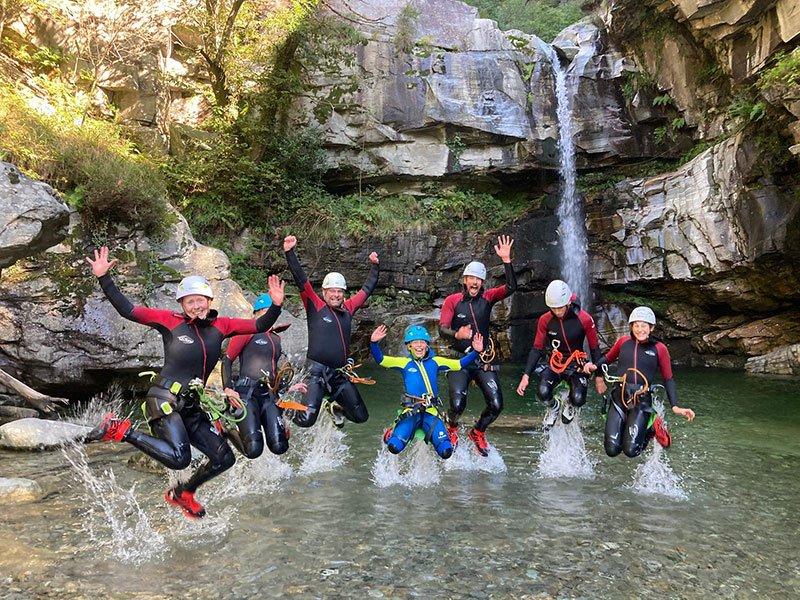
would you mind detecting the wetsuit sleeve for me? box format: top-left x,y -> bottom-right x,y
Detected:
438,295 -> 458,338
483,262 -> 517,302
286,248 -> 325,310
221,355 -> 233,389
371,343 -> 408,370
523,315 -> 549,376
578,310 -> 602,363
458,350 -> 479,369
656,342 -> 679,407
594,336 -> 626,370
344,262 -> 379,314
216,304 -> 282,337
98,274 -> 174,326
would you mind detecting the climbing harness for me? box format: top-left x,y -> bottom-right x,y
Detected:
337,358 -> 376,385
187,378 -> 247,429
258,367 -> 307,412
601,364 -> 650,409
388,393 -> 443,443
479,337 -> 496,364
548,339 -> 587,375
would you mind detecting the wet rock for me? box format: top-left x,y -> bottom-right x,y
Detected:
0,162 -> 69,270
0,210 -> 308,391
745,343 -> 800,376
696,314 -> 800,356
0,406 -> 39,425
0,477 -> 43,503
0,418 -> 90,450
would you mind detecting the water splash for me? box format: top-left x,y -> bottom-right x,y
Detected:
443,428 -> 507,473
62,444 -> 166,564
294,413 -> 350,475
371,440 -> 442,488
63,383 -> 126,427
537,413 -> 595,480
208,448 -> 293,501
538,42 -> 589,305
631,394 -> 688,499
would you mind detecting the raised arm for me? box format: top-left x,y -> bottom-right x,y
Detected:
484,236 -> 517,302
344,252 -> 380,314
283,235 -> 308,288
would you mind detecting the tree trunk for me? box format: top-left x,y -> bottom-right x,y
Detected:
0,369 -> 70,413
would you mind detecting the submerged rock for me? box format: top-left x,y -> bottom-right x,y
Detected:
0,477 -> 43,503
0,418 -> 90,451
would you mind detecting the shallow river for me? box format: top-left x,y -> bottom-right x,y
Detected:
1,366 -> 799,599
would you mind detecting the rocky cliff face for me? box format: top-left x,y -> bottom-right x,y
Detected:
299,0 -> 689,190
0,194 -> 307,394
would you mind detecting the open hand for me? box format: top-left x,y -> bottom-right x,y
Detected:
672,406 -> 695,422
516,374 -> 529,396
371,324 -> 388,343
85,246 -> 118,277
494,235 -> 514,263
471,332 -> 484,353
369,251 -> 379,265
268,274 -> 285,306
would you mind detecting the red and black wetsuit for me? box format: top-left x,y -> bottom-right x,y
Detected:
438,262 -> 516,432
523,299 -> 601,409
221,330 -> 288,456
98,274 -> 281,493
285,248 -> 379,427
595,335 -> 680,458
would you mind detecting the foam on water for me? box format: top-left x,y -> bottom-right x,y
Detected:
537,412 -> 595,480
294,412 -> 350,475
62,444 -> 166,564
371,439 -> 442,488
210,447 -> 293,501
443,429 -> 507,473
631,394 -> 688,499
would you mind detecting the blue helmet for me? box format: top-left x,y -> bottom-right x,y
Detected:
404,324 -> 431,344
252,293 -> 272,312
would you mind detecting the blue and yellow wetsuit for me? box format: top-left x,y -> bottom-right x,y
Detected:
370,341 -> 478,458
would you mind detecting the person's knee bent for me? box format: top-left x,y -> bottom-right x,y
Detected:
293,409 -> 319,428
622,442 -> 643,458
571,383 -> 587,407
350,404 -> 369,424
386,436 -> 405,454
605,440 -> 622,457
537,380 -> 554,405
240,434 -> 264,460
267,437 -> 289,455
217,446 -> 236,471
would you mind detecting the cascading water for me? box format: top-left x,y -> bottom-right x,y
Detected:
538,43 -> 590,306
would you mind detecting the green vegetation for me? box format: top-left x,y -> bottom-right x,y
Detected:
395,3 -> 421,54
758,48 -> 800,90
462,0 -> 583,43
0,81 -> 170,236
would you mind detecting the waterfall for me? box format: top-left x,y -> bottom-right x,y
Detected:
538,43 -> 590,306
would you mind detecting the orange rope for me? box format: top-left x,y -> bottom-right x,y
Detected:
549,348 -> 587,374
619,368 -> 649,409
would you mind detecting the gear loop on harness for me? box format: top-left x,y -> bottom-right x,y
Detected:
601,366 -> 650,409
548,338 -> 587,375
187,378 -> 247,429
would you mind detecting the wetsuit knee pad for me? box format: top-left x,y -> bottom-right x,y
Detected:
267,438 -> 289,455
605,442 -> 623,457
240,435 -> 264,460
386,437 -> 405,454
570,375 -> 588,407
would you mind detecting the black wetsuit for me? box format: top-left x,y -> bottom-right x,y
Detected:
438,262 -> 516,432
98,274 -> 280,492
285,248 -> 378,427
221,330 -> 288,457
595,335 -> 679,458
523,301 -> 601,408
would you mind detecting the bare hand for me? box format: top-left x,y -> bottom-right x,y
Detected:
672,406 -> 695,422
85,246 -> 118,278
494,235 -> 514,263
268,274 -> 285,306
471,332 -> 484,353
455,325 -> 472,340
516,374 -> 529,396
595,377 -> 607,395
283,235 -> 297,252
224,388 -> 242,409
371,324 -> 388,343
369,251 -> 379,265
582,362 -> 597,374
289,382 -> 308,395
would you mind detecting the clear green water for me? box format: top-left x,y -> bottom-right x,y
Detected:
1,367 -> 799,599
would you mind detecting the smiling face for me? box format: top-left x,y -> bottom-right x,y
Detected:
408,340 -> 429,358
322,287 -> 344,309
630,321 -> 654,341
179,294 -> 212,320
463,275 -> 483,297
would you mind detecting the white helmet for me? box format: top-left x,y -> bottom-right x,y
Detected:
322,272 -> 347,290
628,306 -> 656,325
463,261 -> 487,280
176,275 -> 214,300
544,279 -> 571,308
